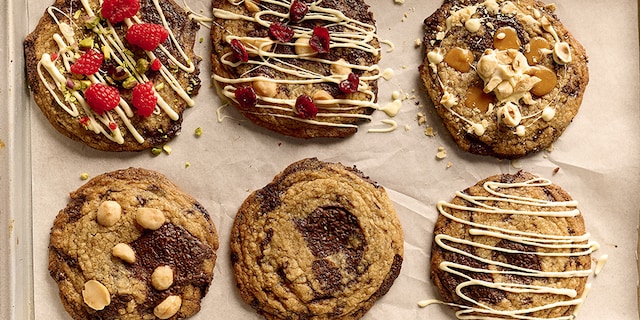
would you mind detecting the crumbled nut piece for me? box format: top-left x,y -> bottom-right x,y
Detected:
243,37 -> 273,55
294,37 -> 315,55
82,280 -> 111,310
497,102 -> 522,127
80,172 -> 90,180
553,41 -> 572,64
151,266 -> 174,290
97,201 -> 122,227
312,89 -> 337,107
446,161 -> 453,168
162,145 -> 172,155
244,0 -> 260,12
436,146 -> 447,159
415,38 -> 422,47
394,0 -> 405,4
112,243 -> 136,263
417,112 -> 427,126
194,127 -> 203,137
154,295 -> 182,319
253,79 -> 278,98
330,58 -> 352,75
136,208 -> 165,230
424,126 -> 436,137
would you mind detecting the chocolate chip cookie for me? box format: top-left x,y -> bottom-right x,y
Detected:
211,0 -> 382,138
419,0 -> 589,158
48,167 -> 218,319
25,0 -> 201,151
231,158 -> 403,319
430,171 -> 597,319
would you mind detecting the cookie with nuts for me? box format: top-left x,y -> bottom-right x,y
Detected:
48,167 -> 218,319
211,0 -> 382,138
231,158 -> 404,319
419,0 -> 589,158
24,0 -> 201,151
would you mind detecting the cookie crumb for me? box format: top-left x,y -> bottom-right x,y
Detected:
394,0 -> 404,4
424,127 -> 436,137
553,167 -> 560,175
446,161 -> 453,168
415,38 -> 422,47
185,162 -> 191,168
80,172 -> 90,180
417,112 -> 427,125
436,146 -> 447,159
162,145 -> 172,155
194,127 -> 203,137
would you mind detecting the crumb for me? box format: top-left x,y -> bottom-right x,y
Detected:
185,162 -> 191,168
394,0 -> 405,3
436,146 -> 447,159
417,112 -> 426,125
553,167 -> 560,175
424,127 -> 436,137
404,124 -> 411,131
80,172 -> 90,180
446,161 -> 453,168
194,127 -> 203,137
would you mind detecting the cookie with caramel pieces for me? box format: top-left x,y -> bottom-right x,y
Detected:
231,158 -> 403,319
419,0 -> 589,158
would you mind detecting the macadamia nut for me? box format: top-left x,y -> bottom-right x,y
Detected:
136,207 -> 165,230
82,280 -> 111,310
151,265 -> 174,291
97,201 -> 122,227
112,243 -> 136,264
154,295 -> 182,319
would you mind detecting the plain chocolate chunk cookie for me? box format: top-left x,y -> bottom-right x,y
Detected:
48,168 -> 218,319
25,0 -> 201,151
231,158 -> 403,319
419,0 -> 589,158
211,0 -> 382,138
430,171 -> 597,319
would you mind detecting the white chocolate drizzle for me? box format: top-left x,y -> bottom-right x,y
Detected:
212,0 -> 388,131
36,0 -> 198,146
421,176 -> 600,320
427,0 -> 573,137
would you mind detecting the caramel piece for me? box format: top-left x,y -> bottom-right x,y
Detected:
444,47 -> 473,72
528,66 -> 557,96
465,86 -> 493,113
525,37 -> 550,65
493,27 -> 520,50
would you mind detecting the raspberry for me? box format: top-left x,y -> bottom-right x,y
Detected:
268,22 -> 294,42
150,58 -> 162,71
101,0 -> 140,24
132,81 -> 157,117
338,72 -> 359,94
289,0 -> 308,23
70,49 -> 104,75
295,95 -> 318,119
230,39 -> 249,63
310,26 -> 330,54
126,23 -> 169,51
234,86 -> 257,109
84,83 -> 120,115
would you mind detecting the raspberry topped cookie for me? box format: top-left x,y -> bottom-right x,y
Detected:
48,168 -> 218,319
420,0 -> 588,158
25,0 -> 201,151
211,0 -> 383,138
231,158 -> 403,319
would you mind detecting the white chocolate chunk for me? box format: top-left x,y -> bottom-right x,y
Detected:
151,266 -> 174,291
112,243 -> 136,264
154,295 -> 182,319
553,42 -> 572,64
136,208 -> 165,230
82,280 -> 111,310
97,201 -> 122,227
497,102 -> 522,127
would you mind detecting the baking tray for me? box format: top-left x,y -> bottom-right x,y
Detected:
2,0 -> 639,319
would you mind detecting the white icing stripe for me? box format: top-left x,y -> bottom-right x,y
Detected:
213,0 -> 384,129
35,0 -> 197,146
428,175 -> 599,320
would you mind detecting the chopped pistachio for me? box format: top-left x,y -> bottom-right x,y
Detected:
122,77 -> 138,89
199,37 -> 204,43
80,80 -> 92,89
84,15 -> 100,29
101,45 -> 111,60
80,173 -> 90,180
79,37 -> 94,49
185,162 -> 190,168
151,148 -> 162,156
74,10 -> 82,19
194,127 -> 203,137
162,145 -> 172,155
112,66 -> 129,81
154,82 -> 165,91
136,58 -> 150,74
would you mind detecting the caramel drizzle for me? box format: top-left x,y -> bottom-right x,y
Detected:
36,0 -> 197,145
428,0 -> 570,137
212,0 -> 384,129
422,177 -> 599,320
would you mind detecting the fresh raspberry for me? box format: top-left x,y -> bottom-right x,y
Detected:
70,49 -> 104,75
84,83 -> 120,115
230,39 -> 249,63
132,82 -> 157,117
268,22 -> 294,42
126,23 -> 169,51
295,95 -> 318,119
101,0 -> 140,24
150,58 -> 162,71
339,72 -> 359,94
310,26 -> 330,54
289,0 -> 308,23
234,86 -> 257,109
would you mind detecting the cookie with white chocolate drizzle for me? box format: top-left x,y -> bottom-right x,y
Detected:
48,167 -> 218,319
211,0 -> 383,138
419,0 -> 589,158
25,0 -> 201,151
426,171 -> 598,319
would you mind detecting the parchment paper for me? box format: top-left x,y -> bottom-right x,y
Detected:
25,0 -> 639,319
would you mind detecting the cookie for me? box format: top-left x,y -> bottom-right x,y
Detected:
211,0 -> 382,138
48,167 -> 218,319
25,0 -> 201,151
429,171 -> 597,319
419,0 -> 589,158
230,158 -> 403,319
